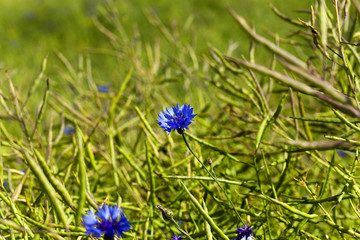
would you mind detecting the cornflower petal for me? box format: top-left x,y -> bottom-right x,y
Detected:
170,234 -> 183,240
109,205 -> 121,220
97,85 -> 110,93
86,226 -> 103,237
234,223 -> 256,240
83,210 -> 98,225
82,210 -> 102,237
115,211 -> 131,236
96,204 -> 110,220
157,104 -> 197,135
82,204 -> 131,239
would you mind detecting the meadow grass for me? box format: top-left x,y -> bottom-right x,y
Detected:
1,0 -> 360,239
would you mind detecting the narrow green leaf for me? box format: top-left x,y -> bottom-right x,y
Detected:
23,56 -> 48,107
34,149 -> 74,209
203,201 -> 213,240
0,192 -> 34,237
184,132 -> 242,163
108,129 -> 119,186
117,146 -> 146,180
259,194 -> 318,219
134,106 -> 160,143
256,115 -> 269,149
31,77 -> 49,140
181,182 -> 230,240
109,66 -> 133,125
75,124 -> 87,226
333,108 -> 360,132
146,141 -> 156,207
256,92 -> 288,149
22,151 -> 68,228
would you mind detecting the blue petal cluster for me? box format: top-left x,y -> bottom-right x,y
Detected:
82,204 -> 131,239
97,85 -> 110,93
234,223 -> 255,240
170,234 -> 183,240
63,126 -> 75,135
157,104 -> 197,135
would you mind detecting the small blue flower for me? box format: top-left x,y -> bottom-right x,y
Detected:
64,126 -> 75,135
157,104 -> 197,135
82,204 -> 131,239
170,234 -> 183,240
234,223 -> 255,240
2,180 -> 8,191
337,150 -> 348,158
97,85 -> 110,93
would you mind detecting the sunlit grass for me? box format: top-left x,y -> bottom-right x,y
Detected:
1,0 -> 360,239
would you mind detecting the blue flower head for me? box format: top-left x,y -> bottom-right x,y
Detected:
234,223 -> 255,240
97,85 -> 110,93
157,104 -> 197,135
82,204 -> 131,239
337,150 -> 348,158
64,126 -> 75,135
170,234 -> 183,240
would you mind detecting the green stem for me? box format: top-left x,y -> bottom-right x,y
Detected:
181,133 -> 243,224
171,218 -> 195,240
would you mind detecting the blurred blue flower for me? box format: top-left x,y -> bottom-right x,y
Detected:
82,204 -> 131,239
2,180 -> 11,193
97,85 -> 110,93
170,234 -> 183,240
234,223 -> 255,240
64,126 -> 75,135
157,104 -> 196,135
2,180 -> 8,189
337,150 -> 348,158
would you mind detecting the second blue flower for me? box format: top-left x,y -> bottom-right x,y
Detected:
82,204 -> 131,239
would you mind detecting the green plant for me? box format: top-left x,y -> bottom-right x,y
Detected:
1,1 -> 360,239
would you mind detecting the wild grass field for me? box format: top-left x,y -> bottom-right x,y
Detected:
1,0 -> 360,239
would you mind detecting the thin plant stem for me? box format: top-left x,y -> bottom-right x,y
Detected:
181,133 -> 244,224
171,218 -> 195,240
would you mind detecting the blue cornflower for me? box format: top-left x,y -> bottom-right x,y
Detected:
157,104 -> 197,135
97,85 -> 110,93
82,204 -> 131,239
337,150 -> 348,158
234,223 -> 256,240
170,234 -> 183,240
64,126 -> 75,135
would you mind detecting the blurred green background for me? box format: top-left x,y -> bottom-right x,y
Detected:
0,0 -> 312,83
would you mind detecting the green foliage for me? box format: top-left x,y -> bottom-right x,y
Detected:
1,0 -> 360,239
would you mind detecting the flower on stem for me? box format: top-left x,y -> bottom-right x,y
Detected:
170,234 -> 183,240
82,204 -> 131,239
157,104 -> 196,135
234,223 -> 255,240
